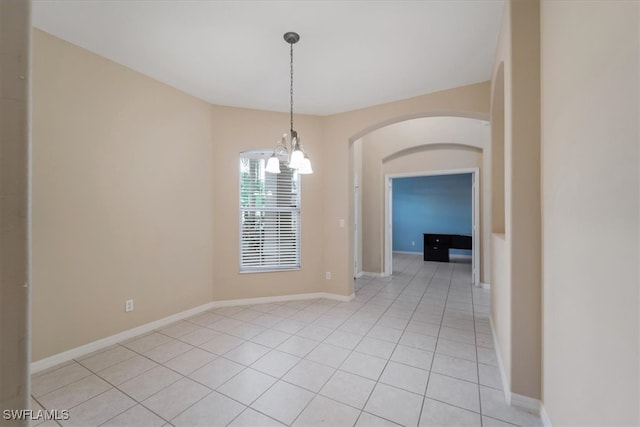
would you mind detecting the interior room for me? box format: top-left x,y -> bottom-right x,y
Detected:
391,173 -> 474,259
1,1 -> 638,427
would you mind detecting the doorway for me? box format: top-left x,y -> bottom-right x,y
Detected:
384,168 -> 480,285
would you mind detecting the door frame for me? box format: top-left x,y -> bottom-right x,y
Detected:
353,180 -> 360,278
384,167 -> 480,285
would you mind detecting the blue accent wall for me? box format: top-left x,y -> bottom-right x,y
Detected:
392,173 -> 472,255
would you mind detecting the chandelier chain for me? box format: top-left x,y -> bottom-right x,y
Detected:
290,41 -> 294,134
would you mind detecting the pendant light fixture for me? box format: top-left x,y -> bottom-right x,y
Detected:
265,32 -> 313,175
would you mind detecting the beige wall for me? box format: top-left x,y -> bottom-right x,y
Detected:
32,30 -> 215,360
383,147 -> 481,175
509,0 -> 541,399
1,0 -> 31,417
490,2 -> 513,391
209,105 -> 326,300
541,1 -> 639,425
490,0 -> 542,400
358,117 -> 490,283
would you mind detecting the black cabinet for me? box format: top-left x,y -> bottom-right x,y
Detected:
423,233 -> 472,262
450,235 -> 472,250
424,245 -> 449,262
425,234 -> 450,246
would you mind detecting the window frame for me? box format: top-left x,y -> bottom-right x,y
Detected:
238,150 -> 302,273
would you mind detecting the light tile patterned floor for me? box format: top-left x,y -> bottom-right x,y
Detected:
31,254 -> 543,426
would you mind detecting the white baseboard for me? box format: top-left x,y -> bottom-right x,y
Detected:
489,316 -> 512,404
210,292 -> 355,307
31,291 -> 354,374
361,271 -> 385,277
489,317 -> 543,416
511,393 -> 541,414
540,405 -> 553,427
30,300 -> 218,374
449,254 -> 473,261
477,282 -> 491,289
392,252 -> 472,260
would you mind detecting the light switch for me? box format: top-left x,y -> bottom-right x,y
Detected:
339,219 -> 345,228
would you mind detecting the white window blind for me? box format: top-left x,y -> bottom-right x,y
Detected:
239,154 -> 300,272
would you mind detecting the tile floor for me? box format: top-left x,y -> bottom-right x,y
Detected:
31,253 -> 543,426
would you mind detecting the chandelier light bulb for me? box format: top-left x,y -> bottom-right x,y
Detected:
288,149 -> 304,170
265,154 -> 281,174
298,156 -> 313,175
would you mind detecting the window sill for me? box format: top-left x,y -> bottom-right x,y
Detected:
239,267 -> 301,274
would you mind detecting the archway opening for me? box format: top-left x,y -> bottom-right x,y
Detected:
349,115 -> 491,286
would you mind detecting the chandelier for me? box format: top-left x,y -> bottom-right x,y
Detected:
265,32 -> 313,175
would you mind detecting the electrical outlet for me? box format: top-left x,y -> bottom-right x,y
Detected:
325,272 -> 331,280
125,299 -> 134,312
411,241 -> 416,246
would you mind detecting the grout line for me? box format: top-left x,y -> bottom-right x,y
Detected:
334,256 -> 429,425
467,260 -> 484,427
417,260 -> 454,425
86,348 -> 184,425
221,294 -> 384,426
88,325 -> 281,425
353,255 -> 435,425
169,301 -> 331,424
288,273 -> 419,426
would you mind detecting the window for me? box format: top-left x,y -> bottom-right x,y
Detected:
239,152 -> 300,272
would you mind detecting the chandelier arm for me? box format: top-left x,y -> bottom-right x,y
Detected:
273,142 -> 289,155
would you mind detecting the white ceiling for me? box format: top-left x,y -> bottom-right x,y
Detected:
32,0 -> 505,116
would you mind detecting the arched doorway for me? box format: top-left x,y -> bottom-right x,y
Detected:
350,116 -> 491,286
